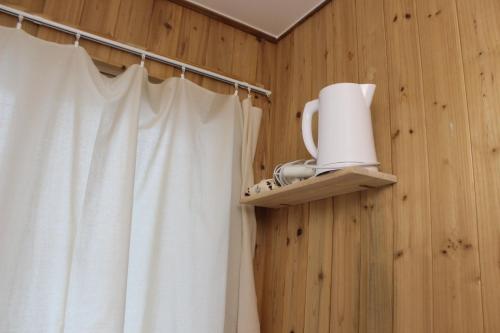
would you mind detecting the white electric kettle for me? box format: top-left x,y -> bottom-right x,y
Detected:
301,83 -> 379,173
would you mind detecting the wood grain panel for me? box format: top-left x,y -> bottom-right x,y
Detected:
281,205 -> 308,333
79,0 -> 120,36
278,18 -> 316,332
415,0 -> 483,331
279,20 -> 314,333
146,0 -> 184,80
383,0 -> 433,332
0,12 -> 16,28
108,0 -> 155,68
1,0 -> 41,34
78,0 -> 121,61
256,0 -> 494,332
455,0 -> 500,332
3,0 -> 44,11
355,0 -> 393,331
328,1 -> 361,332
231,29 -> 259,84
252,25 -> 278,330
302,6 -> 333,333
37,0 -> 84,44
203,19 -> 234,94
304,199 -> 333,333
330,193 -> 361,333
175,7 -> 210,69
257,29 -> 293,333
260,209 -> 289,333
253,38 -> 275,181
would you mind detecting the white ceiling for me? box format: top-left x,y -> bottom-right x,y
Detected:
184,0 -> 326,38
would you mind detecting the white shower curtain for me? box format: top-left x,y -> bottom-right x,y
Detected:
0,26 -> 260,333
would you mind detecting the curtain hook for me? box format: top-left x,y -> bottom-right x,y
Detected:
233,82 -> 239,96
247,86 -> 252,99
181,66 -> 186,79
140,54 -> 146,67
16,15 -> 24,30
74,33 -> 80,47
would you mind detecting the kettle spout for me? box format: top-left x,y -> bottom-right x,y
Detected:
360,84 -> 376,107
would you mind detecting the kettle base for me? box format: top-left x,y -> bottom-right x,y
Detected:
315,161 -> 379,175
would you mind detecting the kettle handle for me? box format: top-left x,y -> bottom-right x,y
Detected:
301,99 -> 319,159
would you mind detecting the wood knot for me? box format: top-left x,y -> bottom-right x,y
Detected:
296,228 -> 303,237
260,164 -> 265,170
405,13 -> 412,19
409,129 -> 414,134
286,237 -> 290,246
296,111 -> 302,118
318,271 -> 324,280
441,249 -> 447,255
442,104 -> 447,109
391,129 -> 400,139
400,86 -> 405,92
347,51 -> 354,61
395,250 -> 404,259
393,15 -> 398,22
435,10 -> 442,15
402,194 -> 408,201
163,22 -> 172,30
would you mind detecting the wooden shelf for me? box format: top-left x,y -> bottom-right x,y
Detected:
241,167 -> 397,208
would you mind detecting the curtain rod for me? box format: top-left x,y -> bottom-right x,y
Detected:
0,4 -> 272,98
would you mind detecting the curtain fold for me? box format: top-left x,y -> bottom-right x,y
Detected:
224,97 -> 262,333
0,26 -> 259,333
237,98 -> 262,333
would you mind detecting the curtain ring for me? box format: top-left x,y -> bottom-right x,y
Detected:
16,15 -> 23,30
181,66 -> 186,79
233,82 -> 239,96
140,54 -> 146,67
74,33 -> 80,47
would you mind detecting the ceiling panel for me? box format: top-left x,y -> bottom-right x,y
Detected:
183,0 -> 327,38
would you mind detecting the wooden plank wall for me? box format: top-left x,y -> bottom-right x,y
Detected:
254,0 -> 500,332
0,0 -> 274,104
1,0 -> 500,332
